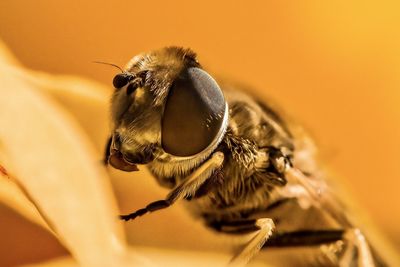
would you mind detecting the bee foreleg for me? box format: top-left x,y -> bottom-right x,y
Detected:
120,152 -> 224,221
229,218 -> 275,266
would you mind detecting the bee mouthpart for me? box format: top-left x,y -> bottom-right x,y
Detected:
108,149 -> 139,172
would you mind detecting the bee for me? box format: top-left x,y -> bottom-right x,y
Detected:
104,47 -> 393,266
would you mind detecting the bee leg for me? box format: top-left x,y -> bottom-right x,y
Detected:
120,152 -> 224,221
229,218 -> 275,266
263,229 -> 345,247
338,228 -> 376,267
259,229 -> 377,266
262,229 -> 344,266
268,146 -> 291,173
190,167 -> 224,199
254,146 -> 292,186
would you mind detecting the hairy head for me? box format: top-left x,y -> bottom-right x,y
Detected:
108,47 -> 227,171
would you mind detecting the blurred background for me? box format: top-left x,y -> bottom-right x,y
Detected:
0,0 -> 399,265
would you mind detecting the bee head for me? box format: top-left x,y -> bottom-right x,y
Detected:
108,47 -> 228,171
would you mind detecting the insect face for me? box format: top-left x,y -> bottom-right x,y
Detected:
109,72 -> 161,170
108,47 -> 228,173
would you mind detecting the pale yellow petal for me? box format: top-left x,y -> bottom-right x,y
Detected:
0,60 -> 147,266
0,174 -> 51,232
21,247 -> 235,267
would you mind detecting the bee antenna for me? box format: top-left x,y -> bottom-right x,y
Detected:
92,61 -> 124,72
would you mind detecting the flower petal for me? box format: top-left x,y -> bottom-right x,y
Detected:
0,58 -> 147,266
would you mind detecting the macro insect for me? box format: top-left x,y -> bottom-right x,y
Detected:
103,47 -> 392,266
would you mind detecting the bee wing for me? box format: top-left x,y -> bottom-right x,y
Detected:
286,167 -> 400,266
285,167 -> 351,227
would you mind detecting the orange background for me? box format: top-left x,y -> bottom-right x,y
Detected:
0,0 -> 399,263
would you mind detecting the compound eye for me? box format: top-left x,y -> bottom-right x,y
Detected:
162,67 -> 226,157
113,73 -> 132,89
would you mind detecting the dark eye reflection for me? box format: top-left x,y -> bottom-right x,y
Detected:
113,73 -> 133,89
161,67 -> 226,157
